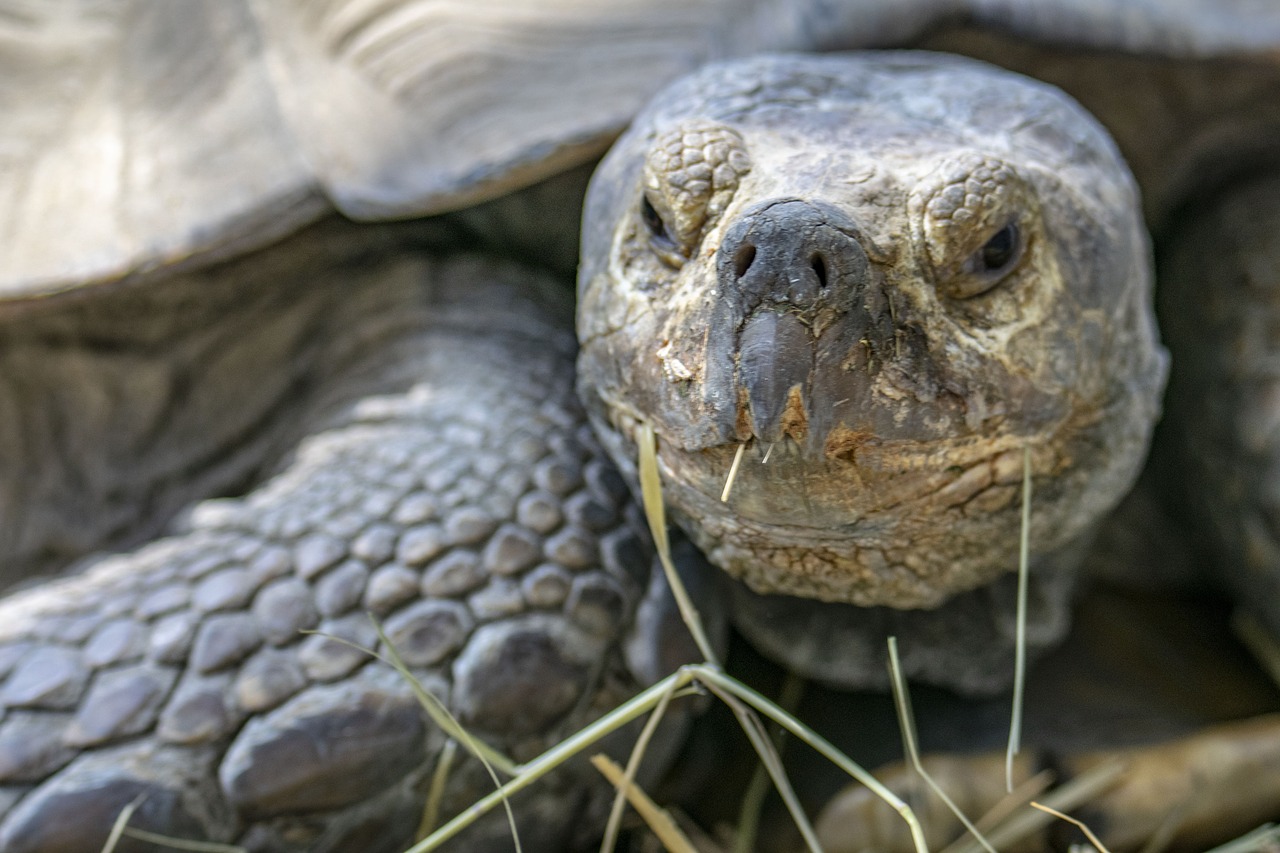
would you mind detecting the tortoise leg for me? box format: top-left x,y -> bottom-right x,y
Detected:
0,253 -> 660,852
1158,171 -> 1280,653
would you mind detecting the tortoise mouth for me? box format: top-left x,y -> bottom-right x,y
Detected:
607,409 -> 1082,608
649,422 -> 1039,533
654,439 -> 1038,607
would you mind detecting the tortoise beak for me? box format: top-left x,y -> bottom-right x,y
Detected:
703,198 -> 883,450
738,310 -> 813,443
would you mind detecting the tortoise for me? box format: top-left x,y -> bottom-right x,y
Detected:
2,1 -> 1280,851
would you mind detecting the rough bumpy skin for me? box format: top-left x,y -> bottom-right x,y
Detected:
578,54 -> 1167,689
0,234 -> 654,851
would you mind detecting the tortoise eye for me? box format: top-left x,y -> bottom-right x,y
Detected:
641,195 -> 672,243
945,220 -> 1025,298
978,223 -> 1019,274
640,193 -> 686,268
640,121 -> 752,264
918,156 -> 1034,302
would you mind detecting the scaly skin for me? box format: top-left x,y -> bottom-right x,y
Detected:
578,53 -> 1168,691
0,229 -> 661,852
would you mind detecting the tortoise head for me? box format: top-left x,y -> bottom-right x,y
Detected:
577,53 -> 1167,609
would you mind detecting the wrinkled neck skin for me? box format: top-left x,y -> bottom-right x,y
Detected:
578,53 -> 1167,610
0,219 -> 565,588
0,222 -> 392,585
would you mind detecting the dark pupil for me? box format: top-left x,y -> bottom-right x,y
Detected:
981,224 -> 1018,272
641,196 -> 667,239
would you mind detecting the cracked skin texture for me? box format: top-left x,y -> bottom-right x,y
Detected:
577,54 -> 1167,671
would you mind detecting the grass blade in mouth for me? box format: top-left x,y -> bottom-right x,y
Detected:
721,441 -> 748,502
1007,445 -> 1033,793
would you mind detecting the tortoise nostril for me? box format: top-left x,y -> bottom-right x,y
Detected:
734,243 -> 757,279
810,254 -> 827,289
715,200 -> 869,309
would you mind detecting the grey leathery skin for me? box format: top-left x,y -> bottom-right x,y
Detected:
0,228 -> 667,852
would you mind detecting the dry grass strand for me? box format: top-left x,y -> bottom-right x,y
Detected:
1031,801 -> 1112,853
888,637 -> 998,853
592,754 -> 699,853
